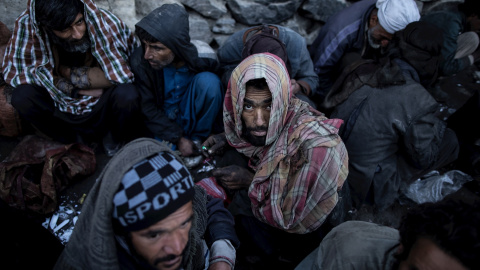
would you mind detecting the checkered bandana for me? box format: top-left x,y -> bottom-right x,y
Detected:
112,152 -> 195,231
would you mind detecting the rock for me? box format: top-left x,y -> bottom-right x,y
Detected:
133,0 -> 182,18
278,13 -> 322,46
0,0 -> 27,30
212,17 -> 236,35
180,0 -> 227,20
300,0 -> 348,23
226,0 -> 303,26
189,12 -> 213,44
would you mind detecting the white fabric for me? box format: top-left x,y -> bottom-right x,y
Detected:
376,0 -> 420,34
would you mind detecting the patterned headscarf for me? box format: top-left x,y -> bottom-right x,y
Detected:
224,53 -> 349,233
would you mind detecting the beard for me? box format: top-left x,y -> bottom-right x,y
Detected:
367,28 -> 381,49
49,31 -> 91,53
242,124 -> 268,147
148,53 -> 175,70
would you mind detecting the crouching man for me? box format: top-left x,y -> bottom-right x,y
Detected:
54,138 -> 239,270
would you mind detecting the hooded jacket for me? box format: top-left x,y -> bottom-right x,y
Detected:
54,138 -> 239,269
130,4 -> 219,143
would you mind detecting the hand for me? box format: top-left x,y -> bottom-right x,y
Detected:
291,79 -> 301,95
178,137 -> 195,157
77,88 -> 104,97
208,261 -> 231,270
58,65 -> 71,78
202,133 -> 227,157
213,165 -> 254,190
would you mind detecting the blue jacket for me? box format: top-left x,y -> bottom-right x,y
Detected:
309,0 -> 376,98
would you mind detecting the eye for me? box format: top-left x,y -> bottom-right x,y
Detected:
244,104 -> 253,110
179,218 -> 192,229
146,232 -> 159,239
76,18 -> 84,25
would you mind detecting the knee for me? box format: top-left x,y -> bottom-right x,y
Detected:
193,72 -> 223,101
110,83 -> 139,109
11,84 -> 40,112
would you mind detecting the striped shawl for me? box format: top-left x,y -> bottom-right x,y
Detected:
2,0 -> 136,115
224,53 -> 349,234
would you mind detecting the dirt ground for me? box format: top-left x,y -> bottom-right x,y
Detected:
1,66 -> 480,269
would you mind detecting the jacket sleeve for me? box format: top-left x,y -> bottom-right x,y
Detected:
204,195 -> 240,249
310,25 -> 360,98
283,27 -> 319,96
129,47 -> 183,144
402,101 -> 446,170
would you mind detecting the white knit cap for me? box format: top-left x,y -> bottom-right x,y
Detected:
376,0 -> 420,34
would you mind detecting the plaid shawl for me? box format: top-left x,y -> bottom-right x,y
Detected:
224,53 -> 349,233
2,0 -> 136,115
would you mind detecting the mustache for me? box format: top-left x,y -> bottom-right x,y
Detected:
153,254 -> 180,266
246,126 -> 268,132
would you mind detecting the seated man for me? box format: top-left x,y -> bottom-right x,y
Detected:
295,199 -> 480,270
309,0 -> 420,102
203,53 -> 348,265
2,0 -> 141,155
421,0 -> 480,76
217,24 -> 319,106
54,138 -> 239,270
327,21 -> 459,209
130,4 -> 223,165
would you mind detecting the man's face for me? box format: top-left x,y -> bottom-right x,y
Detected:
467,14 -> 480,34
143,40 -> 175,70
130,202 -> 193,270
368,9 -> 379,29
397,238 -> 467,270
51,13 -> 90,53
367,23 -> 393,49
241,85 -> 272,146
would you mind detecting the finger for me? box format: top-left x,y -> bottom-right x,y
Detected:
208,141 -> 225,155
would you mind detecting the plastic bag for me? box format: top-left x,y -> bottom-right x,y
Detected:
401,170 -> 473,204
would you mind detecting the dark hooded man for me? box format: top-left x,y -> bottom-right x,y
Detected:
130,4 -> 223,167
2,0 -> 142,155
54,138 -> 239,270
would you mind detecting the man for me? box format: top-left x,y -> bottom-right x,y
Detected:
217,24 -> 319,107
203,53 -> 348,266
421,0 -> 480,76
326,21 -> 459,210
2,0 -> 141,155
295,199 -> 480,270
54,138 -> 239,270
130,4 -> 223,165
309,0 -> 420,102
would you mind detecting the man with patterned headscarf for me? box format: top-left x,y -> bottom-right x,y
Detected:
203,52 -> 348,266
309,0 -> 420,104
2,0 -> 142,155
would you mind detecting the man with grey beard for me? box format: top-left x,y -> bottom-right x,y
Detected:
309,0 -> 420,105
2,0 -> 142,156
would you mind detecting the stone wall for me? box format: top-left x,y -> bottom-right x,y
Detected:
0,0 -> 464,49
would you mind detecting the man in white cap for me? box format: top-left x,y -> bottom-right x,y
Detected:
309,0 -> 420,104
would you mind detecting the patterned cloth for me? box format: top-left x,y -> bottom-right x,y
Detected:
2,0 -> 136,115
113,152 -> 195,232
224,53 -> 349,234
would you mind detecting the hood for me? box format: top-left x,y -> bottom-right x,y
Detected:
135,3 -> 217,72
54,138 -> 183,269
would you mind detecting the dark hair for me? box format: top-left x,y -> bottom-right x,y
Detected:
398,199 -> 480,269
35,0 -> 84,31
246,78 -> 268,90
459,0 -> 480,18
135,26 -> 160,44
